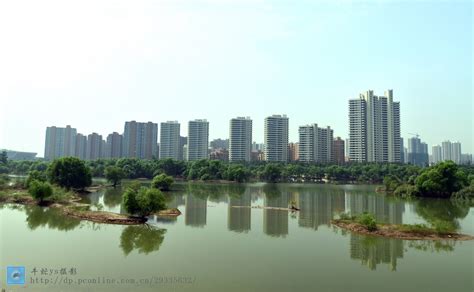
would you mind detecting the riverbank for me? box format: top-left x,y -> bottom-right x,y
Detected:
332,219 -> 474,241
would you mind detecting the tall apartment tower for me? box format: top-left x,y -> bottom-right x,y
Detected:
431,145 -> 442,164
298,124 -> 333,163
122,121 -> 158,159
106,132 -> 123,158
441,141 -> 452,161
160,121 -> 180,160
229,117 -> 252,162
75,133 -> 87,160
264,115 -> 289,162
86,133 -> 103,160
44,125 -> 77,160
348,90 -> 401,163
187,119 -> 209,161
451,142 -> 462,164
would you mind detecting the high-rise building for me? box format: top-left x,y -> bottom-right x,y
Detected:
74,133 -> 87,160
187,119 -> 209,161
229,117 -> 252,162
333,137 -> 345,164
407,137 -> 429,166
159,121 -> 180,160
106,132 -> 122,158
44,125 -> 77,160
86,133 -> 103,160
122,121 -> 158,159
348,90 -> 401,163
298,124 -> 333,163
400,138 -> 405,164
431,145 -> 442,164
441,141 -> 452,161
451,142 -> 462,164
264,115 -> 289,162
288,142 -> 299,162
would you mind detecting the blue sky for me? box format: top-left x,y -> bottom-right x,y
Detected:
0,0 -> 472,156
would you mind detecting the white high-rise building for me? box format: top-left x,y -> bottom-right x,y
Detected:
441,141 -> 452,161
44,125 -> 77,160
160,121 -> 180,160
229,117 -> 252,162
451,141 -> 462,164
187,119 -> 209,161
348,90 -> 401,163
264,115 -> 289,162
86,133 -> 103,160
431,145 -> 442,164
298,124 -> 333,163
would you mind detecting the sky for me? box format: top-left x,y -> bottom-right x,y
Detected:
0,0 -> 472,157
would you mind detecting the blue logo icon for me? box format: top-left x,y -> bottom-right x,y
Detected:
6,266 -> 25,285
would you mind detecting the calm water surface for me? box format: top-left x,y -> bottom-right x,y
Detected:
1,183 -> 473,292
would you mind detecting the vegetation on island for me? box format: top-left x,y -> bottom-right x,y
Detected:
105,166 -> 125,187
151,173 -> 174,191
122,182 -> 167,218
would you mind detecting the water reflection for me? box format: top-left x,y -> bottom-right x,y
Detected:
185,193 -> 207,227
228,190 -> 251,233
298,188 -> 345,230
414,199 -> 469,230
346,191 -> 404,224
25,206 -> 81,232
350,234 -> 404,271
103,187 -> 123,208
263,185 -> 289,237
119,225 -> 166,256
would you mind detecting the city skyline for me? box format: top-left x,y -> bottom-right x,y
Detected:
1,1 -> 472,154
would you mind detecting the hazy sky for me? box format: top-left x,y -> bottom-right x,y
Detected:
1,0 -> 472,157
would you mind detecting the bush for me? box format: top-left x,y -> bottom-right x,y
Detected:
339,212 -> 355,221
25,170 -> 48,188
357,212 -> 377,231
47,157 -> 92,190
123,186 -> 166,217
28,180 -> 53,202
151,174 -> 174,191
393,184 -> 418,198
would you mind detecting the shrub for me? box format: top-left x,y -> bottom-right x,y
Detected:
25,170 -> 48,188
338,212 -> 355,221
151,174 -> 174,191
357,212 -> 377,231
123,186 -> 166,217
28,180 -> 53,202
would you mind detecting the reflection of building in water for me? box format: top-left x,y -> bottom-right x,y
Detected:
263,192 -> 289,237
345,192 -> 404,224
298,189 -> 345,230
228,191 -> 251,233
185,194 -> 207,227
167,195 -> 185,209
350,234 -> 404,271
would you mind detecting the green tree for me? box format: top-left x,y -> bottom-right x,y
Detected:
415,161 -> 468,198
261,163 -> 282,183
151,173 -> 174,191
47,157 -> 92,190
123,186 -> 166,217
28,180 -> 53,203
105,166 -> 125,187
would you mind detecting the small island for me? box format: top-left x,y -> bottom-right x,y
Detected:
332,213 -> 474,241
